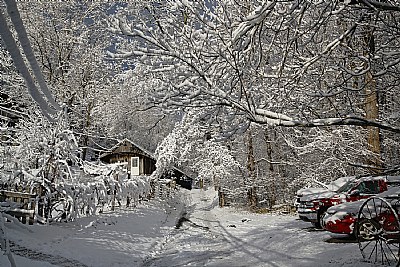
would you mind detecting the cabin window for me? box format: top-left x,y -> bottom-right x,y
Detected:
131,157 -> 140,175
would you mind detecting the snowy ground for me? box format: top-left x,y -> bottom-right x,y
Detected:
1,188 -> 381,267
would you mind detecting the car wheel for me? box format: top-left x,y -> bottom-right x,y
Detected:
319,210 -> 327,229
311,221 -> 321,228
312,210 -> 326,229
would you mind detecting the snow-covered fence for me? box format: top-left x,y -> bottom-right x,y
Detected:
0,162 -> 155,224
0,190 -> 36,224
34,163 -> 154,223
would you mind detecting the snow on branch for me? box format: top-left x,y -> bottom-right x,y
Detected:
255,109 -> 293,122
0,10 -> 53,120
253,112 -> 400,133
108,1 -> 400,136
0,0 -> 60,121
232,1 -> 276,44
349,0 -> 400,12
298,23 -> 358,75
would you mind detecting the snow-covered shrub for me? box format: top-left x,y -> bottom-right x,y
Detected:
35,162 -> 154,223
13,111 -> 80,181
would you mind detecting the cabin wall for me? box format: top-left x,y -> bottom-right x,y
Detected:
107,154 -> 156,175
100,140 -> 157,176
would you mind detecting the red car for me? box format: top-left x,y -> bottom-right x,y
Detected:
298,176 -> 388,228
322,199 -> 361,235
323,184 -> 400,235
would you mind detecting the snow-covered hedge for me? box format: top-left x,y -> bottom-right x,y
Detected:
33,163 -> 154,223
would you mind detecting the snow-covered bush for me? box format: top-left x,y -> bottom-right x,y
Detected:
13,111 -> 79,180
40,163 -> 153,223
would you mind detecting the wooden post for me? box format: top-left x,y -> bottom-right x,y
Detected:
218,189 -> 225,207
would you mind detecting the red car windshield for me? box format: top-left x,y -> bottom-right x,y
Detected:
336,180 -> 357,194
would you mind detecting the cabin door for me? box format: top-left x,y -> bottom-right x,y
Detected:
131,157 -> 140,176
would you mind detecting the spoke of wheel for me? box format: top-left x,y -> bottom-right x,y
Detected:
380,239 -> 390,265
373,198 -> 377,218
379,200 -> 383,218
360,210 -> 368,220
386,242 -> 398,260
361,239 -> 374,252
367,240 -> 378,261
366,202 -> 373,219
383,240 -> 398,264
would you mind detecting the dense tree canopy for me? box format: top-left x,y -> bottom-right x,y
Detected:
1,0 -> 400,213
108,0 -> 400,132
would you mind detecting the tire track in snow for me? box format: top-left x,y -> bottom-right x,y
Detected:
142,189 -> 231,267
7,241 -> 88,267
141,192 -> 192,267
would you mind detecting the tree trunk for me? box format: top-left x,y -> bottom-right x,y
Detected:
364,28 -> 381,174
365,72 -> 381,173
218,189 -> 225,207
81,101 -> 94,160
265,128 -> 276,208
246,130 -> 258,208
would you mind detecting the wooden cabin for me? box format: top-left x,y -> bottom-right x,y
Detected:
99,139 -> 193,189
99,139 -> 156,176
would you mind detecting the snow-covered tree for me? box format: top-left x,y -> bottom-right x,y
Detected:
153,110 -> 240,189
106,0 -> 400,184
95,67 -> 176,151
13,111 -> 79,175
107,1 -> 399,131
16,1 -> 117,159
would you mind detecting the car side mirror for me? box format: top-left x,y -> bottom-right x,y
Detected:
350,189 -> 360,196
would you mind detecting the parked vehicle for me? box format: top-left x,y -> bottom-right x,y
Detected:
321,198 -> 364,235
294,176 -> 355,209
323,178 -> 400,235
298,176 -> 390,228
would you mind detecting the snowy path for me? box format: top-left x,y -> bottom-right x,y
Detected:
1,198 -> 184,267
0,188 -> 385,266
143,189 -> 379,267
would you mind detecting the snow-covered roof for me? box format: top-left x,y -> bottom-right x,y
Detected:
296,176 -> 355,196
99,138 -> 155,160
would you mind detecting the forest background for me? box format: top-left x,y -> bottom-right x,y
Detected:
1,0 -> 400,212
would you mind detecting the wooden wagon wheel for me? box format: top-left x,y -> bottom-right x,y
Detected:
356,197 -> 400,266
